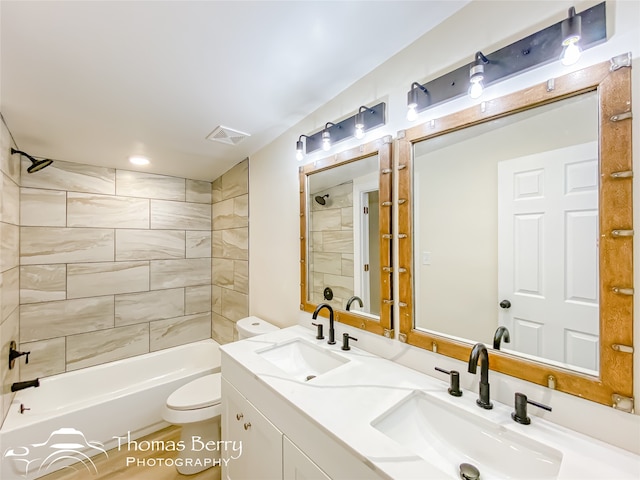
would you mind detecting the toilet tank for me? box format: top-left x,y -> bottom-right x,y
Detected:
236,316 -> 279,339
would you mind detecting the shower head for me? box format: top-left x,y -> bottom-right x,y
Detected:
11,148 -> 54,173
315,194 -> 329,206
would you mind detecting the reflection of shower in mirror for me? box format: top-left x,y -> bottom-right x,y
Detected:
315,194 -> 329,205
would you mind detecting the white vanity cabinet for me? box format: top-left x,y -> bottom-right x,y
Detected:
222,376 -> 332,480
222,377 -> 283,480
283,436 -> 331,480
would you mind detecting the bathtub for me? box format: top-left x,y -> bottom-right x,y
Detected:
0,339 -> 221,479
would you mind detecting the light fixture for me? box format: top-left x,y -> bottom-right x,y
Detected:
560,6 -> 582,66
296,135 -> 309,161
11,148 -> 53,173
354,105 -> 376,139
322,123 -> 335,151
407,82 -> 428,121
295,102 -> 386,157
129,155 -> 150,166
404,2 -> 605,116
468,52 -> 488,99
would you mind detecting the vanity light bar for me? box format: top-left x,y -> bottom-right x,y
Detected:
406,2 -> 606,114
300,102 -> 386,155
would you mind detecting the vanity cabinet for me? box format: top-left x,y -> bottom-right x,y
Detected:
283,436 -> 331,480
222,377 -> 332,480
222,377 -> 283,480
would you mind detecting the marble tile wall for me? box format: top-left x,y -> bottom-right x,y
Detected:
18,159 -> 214,381
211,159 -> 249,344
309,182 -> 354,311
1,123 -> 21,426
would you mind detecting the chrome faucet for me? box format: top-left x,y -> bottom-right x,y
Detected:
312,303 -> 336,345
492,326 -> 511,350
345,296 -> 363,311
468,343 -> 492,409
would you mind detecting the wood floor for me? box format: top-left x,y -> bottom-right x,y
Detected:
40,426 -> 221,480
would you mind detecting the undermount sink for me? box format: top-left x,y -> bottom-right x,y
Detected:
256,338 -> 349,381
372,390 -> 563,480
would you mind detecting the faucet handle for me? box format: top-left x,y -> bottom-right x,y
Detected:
311,322 -> 324,340
8,341 -> 30,369
512,392 -> 552,425
341,333 -> 358,351
435,367 -> 463,397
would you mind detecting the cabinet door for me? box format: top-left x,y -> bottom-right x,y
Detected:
283,436 -> 331,480
222,377 -> 283,480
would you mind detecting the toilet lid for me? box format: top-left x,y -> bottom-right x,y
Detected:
167,373 -> 222,411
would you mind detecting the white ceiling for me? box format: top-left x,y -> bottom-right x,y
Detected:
1,1 -> 468,181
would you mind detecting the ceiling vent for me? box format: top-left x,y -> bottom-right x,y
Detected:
206,125 -> 251,145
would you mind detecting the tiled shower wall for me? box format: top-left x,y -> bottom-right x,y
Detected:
0,125 -> 21,423
309,181 -> 354,311
211,159 -> 249,344
18,160 -> 213,379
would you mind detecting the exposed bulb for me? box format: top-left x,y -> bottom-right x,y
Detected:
407,104 -> 418,122
321,130 -> 331,151
354,125 -> 365,139
468,80 -> 483,99
561,41 -> 582,66
295,139 -> 304,161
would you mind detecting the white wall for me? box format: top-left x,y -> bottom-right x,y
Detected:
249,0 -> 640,453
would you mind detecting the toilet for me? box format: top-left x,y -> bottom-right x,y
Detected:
162,316 -> 279,475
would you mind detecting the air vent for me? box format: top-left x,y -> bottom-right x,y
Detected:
206,125 -> 251,145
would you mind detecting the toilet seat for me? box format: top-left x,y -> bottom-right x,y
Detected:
167,373 -> 222,411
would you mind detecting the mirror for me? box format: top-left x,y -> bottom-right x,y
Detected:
414,92 -> 599,374
397,58 -> 632,407
300,136 -> 393,335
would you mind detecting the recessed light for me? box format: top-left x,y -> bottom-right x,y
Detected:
129,155 -> 150,166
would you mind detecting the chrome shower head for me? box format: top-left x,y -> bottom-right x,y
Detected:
11,148 -> 54,173
315,194 -> 329,206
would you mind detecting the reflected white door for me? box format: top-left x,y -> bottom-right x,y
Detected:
497,142 -> 599,372
353,172 -> 378,313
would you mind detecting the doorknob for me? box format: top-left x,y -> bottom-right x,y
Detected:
499,300 -> 511,309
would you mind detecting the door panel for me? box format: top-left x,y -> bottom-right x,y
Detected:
498,142 -> 599,372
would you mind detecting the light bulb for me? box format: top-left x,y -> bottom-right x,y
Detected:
560,7 -> 582,67
295,139 -> 304,161
468,80 -> 483,99
561,41 -> 582,66
354,125 -> 365,139
468,53 -> 487,100
321,130 -> 331,151
407,104 -> 418,122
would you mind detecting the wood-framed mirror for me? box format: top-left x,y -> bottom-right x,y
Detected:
300,136 -> 393,336
397,55 -> 632,407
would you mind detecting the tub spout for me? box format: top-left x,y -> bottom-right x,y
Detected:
11,379 -> 39,392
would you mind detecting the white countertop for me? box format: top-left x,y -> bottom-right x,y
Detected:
220,325 -> 640,479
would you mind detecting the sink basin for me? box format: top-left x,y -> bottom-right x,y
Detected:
372,390 -> 563,479
256,339 -> 349,381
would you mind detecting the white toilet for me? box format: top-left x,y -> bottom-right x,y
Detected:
162,316 -> 279,475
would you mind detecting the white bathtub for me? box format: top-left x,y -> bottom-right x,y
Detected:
0,339 -> 221,479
